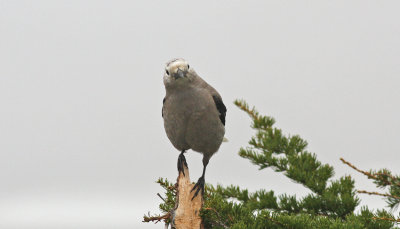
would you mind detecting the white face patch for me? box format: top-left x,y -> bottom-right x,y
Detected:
165,59 -> 190,77
163,58 -> 198,88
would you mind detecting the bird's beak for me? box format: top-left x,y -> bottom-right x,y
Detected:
174,68 -> 186,79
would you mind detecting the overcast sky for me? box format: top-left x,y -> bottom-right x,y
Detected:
1,1 -> 400,228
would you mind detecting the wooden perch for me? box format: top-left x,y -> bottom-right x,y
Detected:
172,161 -> 204,229
143,160 -> 204,228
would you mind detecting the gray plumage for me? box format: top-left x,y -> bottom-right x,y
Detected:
162,58 -> 226,198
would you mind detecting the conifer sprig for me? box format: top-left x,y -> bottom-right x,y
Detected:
144,100 -> 398,228
234,100 -> 359,218
341,158 -> 400,215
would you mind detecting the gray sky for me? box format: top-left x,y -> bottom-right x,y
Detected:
1,1 -> 399,228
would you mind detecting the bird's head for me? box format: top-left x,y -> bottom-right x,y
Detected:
163,58 -> 196,87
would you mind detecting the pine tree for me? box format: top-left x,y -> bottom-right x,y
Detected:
144,100 -> 399,228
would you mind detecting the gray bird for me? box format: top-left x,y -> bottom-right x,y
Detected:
162,58 -> 226,199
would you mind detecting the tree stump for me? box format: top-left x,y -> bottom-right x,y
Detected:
172,162 -> 204,229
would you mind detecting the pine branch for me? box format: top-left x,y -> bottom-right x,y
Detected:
372,216 -> 400,223
142,213 -> 171,223
375,171 -> 398,185
340,158 -> 399,187
234,100 -> 358,218
234,99 -> 259,120
340,158 -> 378,180
341,157 -> 400,210
357,190 -> 400,200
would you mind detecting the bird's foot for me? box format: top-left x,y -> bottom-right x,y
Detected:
191,176 -> 205,200
177,151 -> 188,176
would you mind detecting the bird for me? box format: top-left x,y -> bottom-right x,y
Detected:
162,58 -> 226,200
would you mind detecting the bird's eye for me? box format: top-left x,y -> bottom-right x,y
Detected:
187,64 -> 190,69
166,69 -> 169,75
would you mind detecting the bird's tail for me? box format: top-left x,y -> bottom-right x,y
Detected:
223,137 -> 229,142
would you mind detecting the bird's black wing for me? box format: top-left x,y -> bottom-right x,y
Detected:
162,97 -> 165,117
212,95 -> 227,126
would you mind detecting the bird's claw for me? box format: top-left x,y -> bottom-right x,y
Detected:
177,152 -> 188,176
191,176 -> 205,200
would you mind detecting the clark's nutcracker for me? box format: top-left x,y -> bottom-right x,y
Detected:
162,58 -> 226,199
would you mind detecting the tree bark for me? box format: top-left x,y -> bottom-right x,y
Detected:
172,162 -> 204,229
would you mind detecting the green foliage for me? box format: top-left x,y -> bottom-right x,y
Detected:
234,99 -> 359,219
368,169 -> 400,210
341,158 -> 400,223
157,178 -> 176,215
200,183 -> 395,228
145,100 -> 399,228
